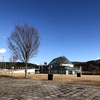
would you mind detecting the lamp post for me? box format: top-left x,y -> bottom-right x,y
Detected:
2,56 -> 4,69
48,66 -> 50,74
48,65 -> 53,80
60,64 -> 62,76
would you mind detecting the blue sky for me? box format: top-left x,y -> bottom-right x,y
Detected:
0,0 -> 100,64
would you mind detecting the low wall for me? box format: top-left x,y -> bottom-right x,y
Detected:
0,69 -> 35,74
13,69 -> 35,74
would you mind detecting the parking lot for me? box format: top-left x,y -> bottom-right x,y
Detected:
0,77 -> 100,100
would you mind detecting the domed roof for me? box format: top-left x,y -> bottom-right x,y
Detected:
48,56 -> 72,66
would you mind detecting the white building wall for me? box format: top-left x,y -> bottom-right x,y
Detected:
61,64 -> 74,67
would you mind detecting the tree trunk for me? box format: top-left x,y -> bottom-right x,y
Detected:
25,62 -> 28,78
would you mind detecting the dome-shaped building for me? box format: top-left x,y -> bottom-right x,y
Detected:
48,56 -> 78,74
49,56 -> 73,67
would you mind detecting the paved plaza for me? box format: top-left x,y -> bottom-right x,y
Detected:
0,77 -> 100,100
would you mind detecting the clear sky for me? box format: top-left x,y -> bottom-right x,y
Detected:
0,0 -> 100,64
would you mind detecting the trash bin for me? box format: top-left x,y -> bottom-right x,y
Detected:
77,73 -> 81,77
48,74 -> 53,80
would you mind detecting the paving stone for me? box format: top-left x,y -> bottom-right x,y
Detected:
0,77 -> 100,100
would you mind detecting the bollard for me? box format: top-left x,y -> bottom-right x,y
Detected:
48,74 -> 53,80
77,73 -> 81,77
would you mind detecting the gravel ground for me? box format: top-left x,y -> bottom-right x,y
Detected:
0,77 -> 100,100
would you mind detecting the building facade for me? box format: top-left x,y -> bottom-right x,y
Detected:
40,56 -> 79,74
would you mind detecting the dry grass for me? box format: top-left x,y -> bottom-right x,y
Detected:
0,73 -> 100,85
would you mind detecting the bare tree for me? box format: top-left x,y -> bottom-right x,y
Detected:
7,23 -> 40,78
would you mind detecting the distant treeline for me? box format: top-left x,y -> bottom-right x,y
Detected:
0,62 -> 38,69
72,60 -> 100,72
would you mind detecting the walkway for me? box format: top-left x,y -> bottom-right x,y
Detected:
0,77 -> 100,100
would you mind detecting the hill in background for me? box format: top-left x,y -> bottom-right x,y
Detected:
72,60 -> 100,72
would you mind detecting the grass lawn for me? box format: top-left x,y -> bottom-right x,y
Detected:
0,73 -> 100,85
